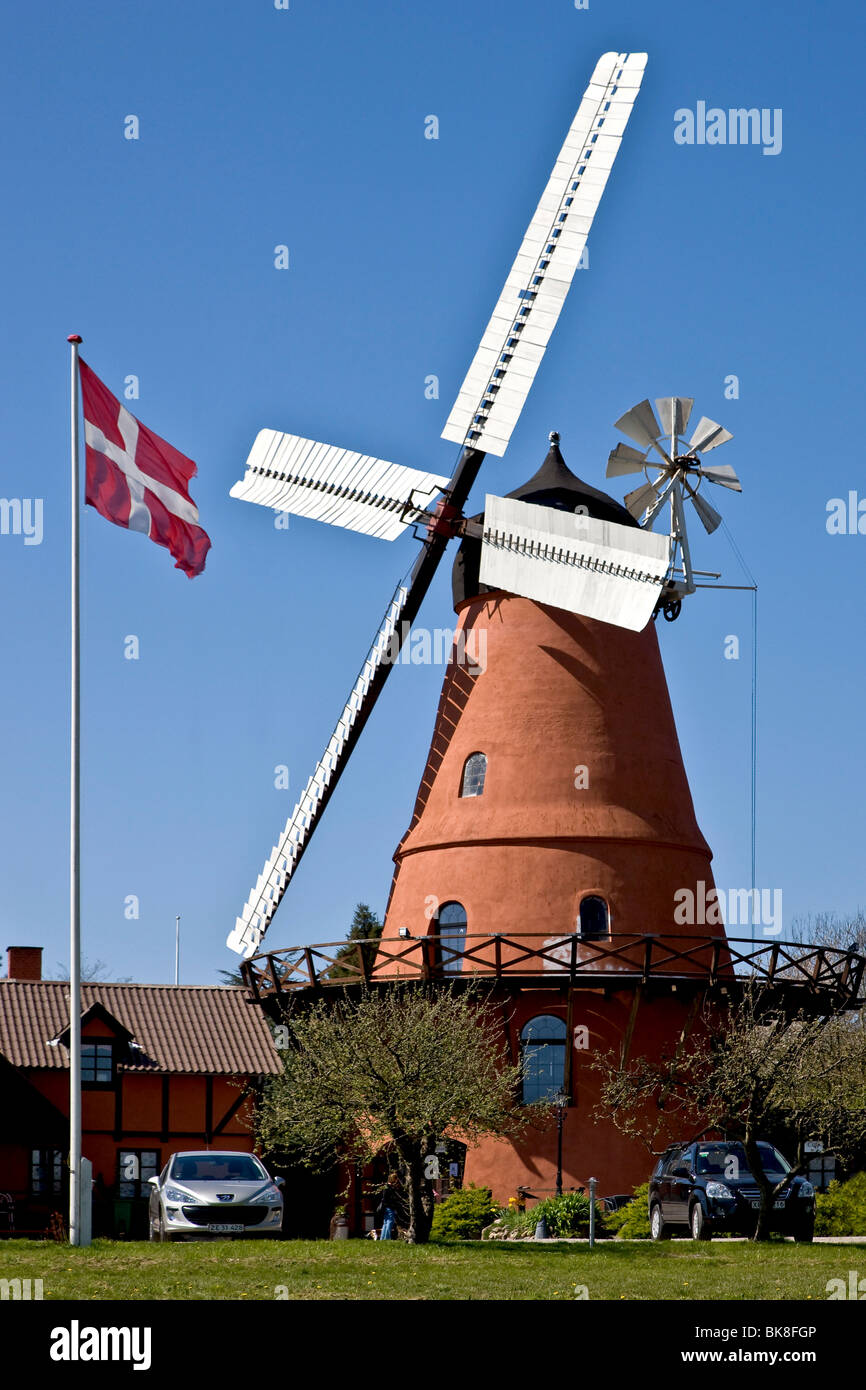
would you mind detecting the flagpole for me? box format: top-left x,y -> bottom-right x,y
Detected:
67,333 -> 83,1247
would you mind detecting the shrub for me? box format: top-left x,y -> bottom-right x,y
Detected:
536,1191 -> 597,1237
604,1183 -> 652,1240
493,1204 -> 538,1238
815,1171 -> 866,1236
431,1184 -> 498,1241
493,1191 -> 602,1239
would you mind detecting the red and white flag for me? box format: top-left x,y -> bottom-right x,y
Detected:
79,360 -> 211,578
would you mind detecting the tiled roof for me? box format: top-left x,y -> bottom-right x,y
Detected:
0,981 -> 282,1076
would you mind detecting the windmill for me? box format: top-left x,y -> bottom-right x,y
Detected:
227,51 -> 663,958
607,396 -> 741,620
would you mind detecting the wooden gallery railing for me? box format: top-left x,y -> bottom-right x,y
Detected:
241,933 -> 865,1010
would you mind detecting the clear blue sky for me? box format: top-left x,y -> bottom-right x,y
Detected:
1,0 -> 863,984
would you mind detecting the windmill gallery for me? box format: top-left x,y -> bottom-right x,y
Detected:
221,54 -> 861,1209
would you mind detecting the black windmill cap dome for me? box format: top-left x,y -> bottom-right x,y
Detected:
506,432 -> 638,526
451,432 -> 637,608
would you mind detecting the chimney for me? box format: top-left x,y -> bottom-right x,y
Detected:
6,946 -> 43,981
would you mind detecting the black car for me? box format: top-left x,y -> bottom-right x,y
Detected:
648,1140 -> 816,1242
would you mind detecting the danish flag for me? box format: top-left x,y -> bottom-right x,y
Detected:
79,359 -> 211,578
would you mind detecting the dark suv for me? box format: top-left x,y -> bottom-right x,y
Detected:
648,1140 -> 815,1242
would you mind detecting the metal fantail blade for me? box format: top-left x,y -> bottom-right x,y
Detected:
688,416 -> 733,454
623,479 -> 662,519
655,396 -> 694,440
614,399 -> 668,455
606,442 -> 648,477
682,479 -> 722,534
696,462 -> 741,492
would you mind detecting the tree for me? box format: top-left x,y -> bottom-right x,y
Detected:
593,984 -> 866,1240
256,984 -> 527,1243
217,968 -> 245,987
325,903 -> 384,980
53,956 -> 132,983
789,908 -> 866,956
219,904 -> 383,988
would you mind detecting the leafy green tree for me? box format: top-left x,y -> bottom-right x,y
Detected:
217,968 -> 245,987
256,984 -> 527,1243
325,903 -> 384,980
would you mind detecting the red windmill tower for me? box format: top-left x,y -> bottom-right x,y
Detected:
226,54 -> 863,1208
375,428 -> 729,1195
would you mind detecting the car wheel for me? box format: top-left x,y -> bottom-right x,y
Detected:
148,1212 -> 159,1243
794,1222 -> 814,1244
650,1204 -> 671,1241
157,1213 -> 172,1243
690,1202 -> 710,1241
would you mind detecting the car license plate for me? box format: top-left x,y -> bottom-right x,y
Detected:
750,1201 -> 786,1210
209,1223 -> 244,1233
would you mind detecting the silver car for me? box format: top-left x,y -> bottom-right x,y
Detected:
147,1150 -> 284,1241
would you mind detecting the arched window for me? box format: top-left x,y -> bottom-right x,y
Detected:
578,895 -> 609,941
459,752 -> 487,798
520,1016 -> 567,1104
436,901 -> 467,975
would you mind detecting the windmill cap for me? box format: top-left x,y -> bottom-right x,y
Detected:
505,436 -> 638,525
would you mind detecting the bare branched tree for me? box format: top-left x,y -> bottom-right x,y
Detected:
53,956 -> 132,983
593,984 -> 866,1240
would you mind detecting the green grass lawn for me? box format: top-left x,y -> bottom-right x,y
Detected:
0,1238 -> 855,1301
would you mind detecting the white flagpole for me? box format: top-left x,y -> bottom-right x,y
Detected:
67,333 -> 83,1247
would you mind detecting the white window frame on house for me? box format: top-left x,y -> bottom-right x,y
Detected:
81,1041 -> 114,1087
31,1148 -> 63,1195
117,1149 -> 160,1199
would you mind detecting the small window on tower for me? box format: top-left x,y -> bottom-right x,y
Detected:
436,902 -> 467,976
578,895 -> 609,941
520,1016 -> 567,1103
460,752 -> 487,798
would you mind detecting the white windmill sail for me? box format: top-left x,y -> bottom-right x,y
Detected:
441,51 -> 647,458
231,430 -> 450,542
227,582 -> 410,957
479,494 -> 671,632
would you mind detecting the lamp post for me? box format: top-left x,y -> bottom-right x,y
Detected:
554,1090 -> 569,1197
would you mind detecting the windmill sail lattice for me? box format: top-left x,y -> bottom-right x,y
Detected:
479,494 -> 671,632
227,583 -> 410,956
441,52 -> 647,457
230,430 -> 449,541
